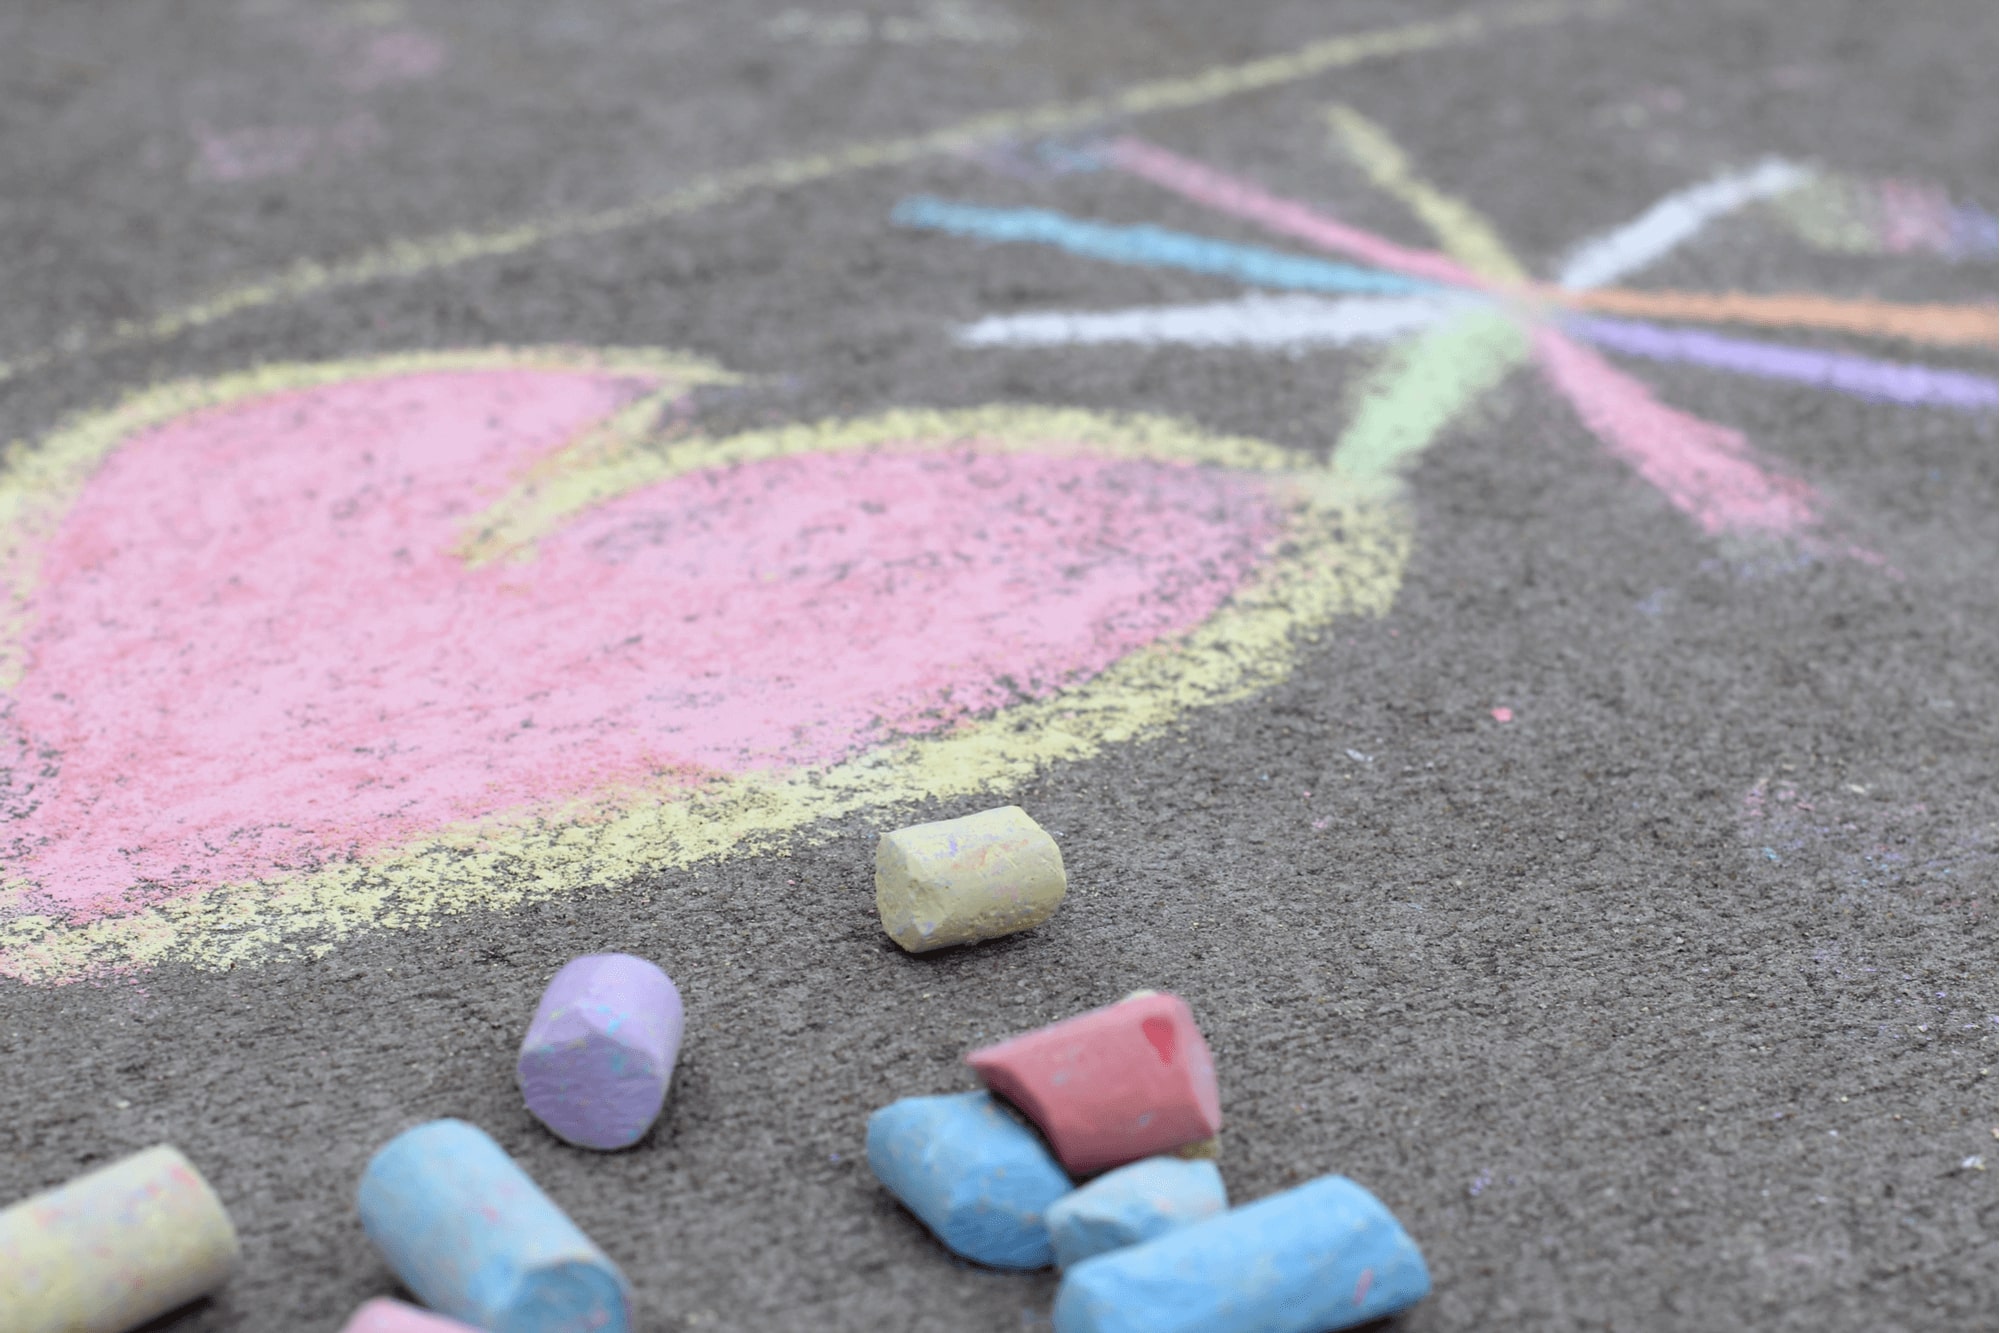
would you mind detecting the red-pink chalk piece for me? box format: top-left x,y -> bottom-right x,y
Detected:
966,992 -> 1222,1176
1490,707 -> 1514,723
339,1297 -> 485,1333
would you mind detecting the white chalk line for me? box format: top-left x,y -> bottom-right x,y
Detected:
957,292 -> 1483,348
1556,159 -> 1811,290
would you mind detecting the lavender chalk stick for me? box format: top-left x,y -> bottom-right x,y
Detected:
1045,1157 -> 1228,1269
518,953 -> 684,1150
867,1091 -> 1073,1269
1052,1174 -> 1429,1333
357,1119 -> 630,1333
340,1298 -> 487,1333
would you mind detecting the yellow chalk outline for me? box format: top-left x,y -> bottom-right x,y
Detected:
0,348 -> 1411,983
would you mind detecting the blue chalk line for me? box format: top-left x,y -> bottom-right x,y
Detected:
892,197 -> 1436,297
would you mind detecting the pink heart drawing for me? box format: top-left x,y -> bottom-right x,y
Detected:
1,355 -> 1288,927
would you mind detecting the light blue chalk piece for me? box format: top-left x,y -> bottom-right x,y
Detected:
357,1119 -> 631,1333
1045,1157 -> 1227,1269
866,1091 -> 1073,1269
1052,1174 -> 1430,1333
891,197 -> 1435,297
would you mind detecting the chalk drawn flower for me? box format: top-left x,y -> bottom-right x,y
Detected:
0,348 -> 1405,981
895,107 -> 1996,550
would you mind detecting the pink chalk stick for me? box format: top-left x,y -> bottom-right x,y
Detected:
340,1297 -> 486,1332
966,992 -> 1222,1176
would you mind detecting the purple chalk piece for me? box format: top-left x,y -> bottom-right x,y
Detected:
517,953 -> 684,1150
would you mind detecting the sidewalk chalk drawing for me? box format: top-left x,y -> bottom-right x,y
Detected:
0,0 -> 1618,389
0,349 -> 1408,983
898,107 -> 1996,546
0,6 -> 1645,985
1763,172 -> 1998,262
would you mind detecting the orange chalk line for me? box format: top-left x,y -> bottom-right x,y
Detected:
1548,287 -> 1998,348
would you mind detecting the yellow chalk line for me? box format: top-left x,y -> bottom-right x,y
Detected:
0,0 -> 1619,389
0,350 -> 1411,983
460,402 -> 1300,562
1325,103 -> 1531,283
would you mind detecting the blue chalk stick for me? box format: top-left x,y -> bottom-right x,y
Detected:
1052,1174 -> 1430,1333
357,1119 -> 631,1333
866,1091 -> 1073,1269
1045,1156 -> 1227,1269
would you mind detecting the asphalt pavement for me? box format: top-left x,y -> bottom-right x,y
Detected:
1,1 -> 1994,1329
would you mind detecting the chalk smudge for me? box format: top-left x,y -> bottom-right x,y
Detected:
957,138 -> 1107,182
766,1 -> 1024,47
1765,174 -> 1999,262
192,115 -> 384,183
337,28 -> 447,91
1741,776 -> 1993,924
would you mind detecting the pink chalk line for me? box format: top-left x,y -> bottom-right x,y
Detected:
1532,328 -> 1822,538
1104,137 -> 1487,289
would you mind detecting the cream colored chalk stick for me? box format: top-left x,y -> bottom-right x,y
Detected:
876,805 -> 1066,952
0,1145 -> 239,1333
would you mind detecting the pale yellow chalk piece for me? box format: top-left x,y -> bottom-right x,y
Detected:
0,1145 -> 239,1333
876,805 -> 1066,952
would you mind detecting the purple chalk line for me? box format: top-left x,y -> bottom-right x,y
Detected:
1565,315 -> 1998,411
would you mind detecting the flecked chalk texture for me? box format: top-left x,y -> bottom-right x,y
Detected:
865,1091 -> 1074,1269
967,991 -> 1222,1176
517,952 -> 685,1150
1051,1174 -> 1431,1333
0,1144 -> 239,1333
1044,1156 -> 1228,1269
875,805 -> 1066,952
356,1119 -> 631,1333
340,1297 -> 489,1333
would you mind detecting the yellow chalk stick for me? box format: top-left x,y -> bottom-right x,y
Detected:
0,1145 -> 239,1333
875,805 -> 1066,952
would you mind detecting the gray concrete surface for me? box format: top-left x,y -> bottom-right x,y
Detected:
1,1 -> 1994,1329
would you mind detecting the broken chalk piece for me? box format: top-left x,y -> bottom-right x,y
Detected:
875,805 -> 1066,952
866,1091 -> 1073,1269
517,952 -> 685,1150
1051,1174 -> 1430,1333
357,1119 -> 631,1333
967,991 -> 1221,1176
0,1144 -> 239,1333
1045,1156 -> 1228,1269
339,1297 -> 488,1333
